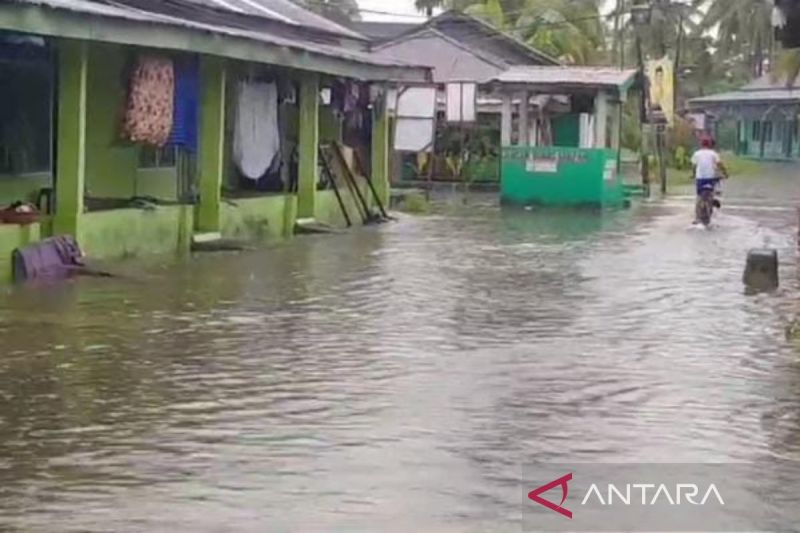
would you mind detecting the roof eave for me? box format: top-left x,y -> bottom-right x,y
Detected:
0,2 -> 431,82
376,9 -> 559,67
438,10 -> 560,66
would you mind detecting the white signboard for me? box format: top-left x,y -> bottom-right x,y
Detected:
394,85 -> 437,152
526,157 -> 559,173
446,83 -> 477,123
604,159 -> 617,182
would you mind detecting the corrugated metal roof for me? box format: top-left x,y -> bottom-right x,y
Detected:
491,66 -> 638,90
690,89 -> 800,104
379,10 -> 558,67
5,0 -> 427,77
182,0 -> 364,40
689,74 -> 800,107
353,21 -> 418,42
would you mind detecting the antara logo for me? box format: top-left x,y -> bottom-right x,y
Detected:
528,473 -> 573,519
528,474 -> 726,519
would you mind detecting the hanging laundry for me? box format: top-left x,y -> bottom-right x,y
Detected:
123,55 -> 175,146
168,57 -> 199,152
343,81 -> 359,114
233,81 -> 280,180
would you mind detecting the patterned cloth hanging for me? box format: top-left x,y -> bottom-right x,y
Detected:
123,55 -> 175,146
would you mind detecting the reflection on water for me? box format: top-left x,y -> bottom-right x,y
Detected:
1,167 -> 800,531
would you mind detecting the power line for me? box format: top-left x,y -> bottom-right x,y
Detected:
301,0 -> 618,24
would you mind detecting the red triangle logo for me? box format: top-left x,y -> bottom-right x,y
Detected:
528,473 -> 573,519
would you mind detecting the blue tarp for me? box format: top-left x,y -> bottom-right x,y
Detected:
168,57 -> 199,152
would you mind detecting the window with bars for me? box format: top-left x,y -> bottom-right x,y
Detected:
139,145 -> 177,169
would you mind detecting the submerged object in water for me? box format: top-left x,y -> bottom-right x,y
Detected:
743,248 -> 779,292
13,235 -> 85,282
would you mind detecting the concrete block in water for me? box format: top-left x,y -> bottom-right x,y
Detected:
743,249 -> 779,291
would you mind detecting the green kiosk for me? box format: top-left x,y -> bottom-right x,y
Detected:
487,67 -> 639,207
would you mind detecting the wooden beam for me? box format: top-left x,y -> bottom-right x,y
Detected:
594,91 -> 609,149
518,90 -> 529,146
501,93 -> 512,146
371,88 -> 390,207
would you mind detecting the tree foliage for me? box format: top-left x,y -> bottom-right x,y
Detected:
296,0 -> 361,26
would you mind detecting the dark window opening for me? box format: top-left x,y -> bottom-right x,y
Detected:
0,34 -> 53,175
763,121 -> 773,143
752,121 -> 761,141
139,145 -> 177,169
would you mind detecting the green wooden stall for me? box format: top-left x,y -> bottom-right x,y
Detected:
487,66 -> 638,208
501,145 -> 624,207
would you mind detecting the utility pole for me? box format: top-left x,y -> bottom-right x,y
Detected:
613,0 -> 624,67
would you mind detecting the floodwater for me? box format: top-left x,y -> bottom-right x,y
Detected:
1,166 -> 800,532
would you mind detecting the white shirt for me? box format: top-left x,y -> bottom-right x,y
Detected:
691,149 -> 721,180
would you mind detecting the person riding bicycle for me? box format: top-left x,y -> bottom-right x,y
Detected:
691,136 -> 728,222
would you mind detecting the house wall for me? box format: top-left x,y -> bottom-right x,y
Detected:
0,37 -> 392,283
86,43 -> 178,201
221,194 -> 296,241
738,118 -> 800,160
80,205 -> 194,260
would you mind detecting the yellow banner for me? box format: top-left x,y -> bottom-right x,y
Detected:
646,56 -> 674,126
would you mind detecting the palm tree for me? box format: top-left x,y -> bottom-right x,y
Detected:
700,0 -> 780,78
440,0 -> 606,64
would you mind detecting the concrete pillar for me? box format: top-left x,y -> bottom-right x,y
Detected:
196,56 -> 226,233
529,117 -> 539,147
501,92 -> 512,146
54,39 -> 88,237
518,90 -> 529,146
594,91 -> 609,149
298,73 -> 320,219
371,87 -> 390,207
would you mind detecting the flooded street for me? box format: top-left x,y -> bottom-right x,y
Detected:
1,166 -> 800,531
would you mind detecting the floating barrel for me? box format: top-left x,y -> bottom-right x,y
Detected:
743,249 -> 779,292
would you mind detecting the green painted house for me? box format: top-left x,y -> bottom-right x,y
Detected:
689,75 -> 800,161
0,0 -> 430,281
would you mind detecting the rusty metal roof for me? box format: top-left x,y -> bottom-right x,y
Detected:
491,66 -> 638,91
181,0 -> 364,40
3,0 -> 430,80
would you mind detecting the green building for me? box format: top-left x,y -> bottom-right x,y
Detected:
689,75 -> 800,161
0,0 -> 430,282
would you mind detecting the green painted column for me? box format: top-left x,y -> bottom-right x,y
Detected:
196,56 -> 227,233
298,73 -> 319,219
371,88 -> 390,207
54,39 -> 88,237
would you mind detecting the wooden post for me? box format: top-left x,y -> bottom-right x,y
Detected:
298,73 -> 320,219
657,125 -> 667,195
196,56 -> 226,233
54,39 -> 88,237
594,91 -> 609,149
501,92 -> 512,146
371,86 -> 390,207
